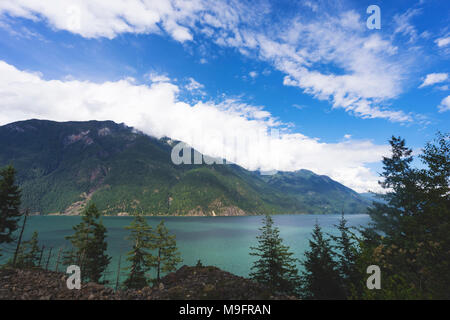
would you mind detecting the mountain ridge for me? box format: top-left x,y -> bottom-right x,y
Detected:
0,119 -> 371,216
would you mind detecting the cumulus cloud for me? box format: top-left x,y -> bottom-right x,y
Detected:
438,95 -> 450,113
0,61 -> 388,192
0,0 -> 416,123
419,73 -> 448,88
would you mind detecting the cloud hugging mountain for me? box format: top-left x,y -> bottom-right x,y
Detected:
0,120 -> 370,216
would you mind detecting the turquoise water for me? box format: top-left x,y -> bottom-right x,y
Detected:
0,214 -> 370,284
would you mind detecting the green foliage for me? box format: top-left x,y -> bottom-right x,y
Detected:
329,213 -> 359,297
355,133 -> 450,299
64,203 -> 111,283
14,231 -> 40,268
148,220 -> 182,283
123,213 -> 154,290
0,165 -> 22,245
249,215 -> 300,296
301,222 -> 344,299
0,120 -> 370,216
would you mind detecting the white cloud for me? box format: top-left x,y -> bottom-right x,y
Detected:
249,71 -> 258,79
438,95 -> 450,113
435,36 -> 450,47
0,0 -> 201,41
419,73 -> 448,88
185,77 -> 204,92
0,0 -> 417,123
0,61 -> 388,192
147,72 -> 171,83
393,8 -> 421,43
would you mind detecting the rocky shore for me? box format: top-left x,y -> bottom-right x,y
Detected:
0,265 -> 295,300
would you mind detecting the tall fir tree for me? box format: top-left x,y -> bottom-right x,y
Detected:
148,220 -> 182,283
65,203 -> 111,283
249,215 -> 300,296
329,213 -> 359,298
0,165 -> 22,246
123,213 -> 154,289
301,222 -> 344,300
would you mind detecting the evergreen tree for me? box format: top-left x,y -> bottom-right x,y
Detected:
301,222 -> 343,299
14,231 -> 40,268
249,215 -> 300,296
329,213 -> 359,298
123,213 -> 154,289
65,203 -> 111,283
356,133 -> 450,299
148,220 -> 182,283
0,165 -> 22,245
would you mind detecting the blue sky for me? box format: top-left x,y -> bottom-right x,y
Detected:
0,0 -> 449,192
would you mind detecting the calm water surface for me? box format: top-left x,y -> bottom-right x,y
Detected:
1,214 -> 371,283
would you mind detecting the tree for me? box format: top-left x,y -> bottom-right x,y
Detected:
65,203 -> 111,283
148,220 -> 182,283
329,213 -> 359,298
0,165 -> 22,245
301,222 -> 343,299
123,213 -> 154,289
14,231 -> 40,268
357,133 -> 450,299
249,215 -> 300,296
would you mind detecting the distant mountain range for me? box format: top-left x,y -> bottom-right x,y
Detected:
0,120 -> 371,216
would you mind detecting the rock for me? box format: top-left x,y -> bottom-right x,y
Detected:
0,266 -> 297,300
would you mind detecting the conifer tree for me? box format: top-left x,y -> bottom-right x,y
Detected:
123,213 -> 154,289
0,165 -> 22,246
301,222 -> 343,299
356,133 -> 450,299
14,231 -> 40,268
249,215 -> 300,296
65,203 -> 111,283
148,220 -> 182,283
329,213 -> 358,298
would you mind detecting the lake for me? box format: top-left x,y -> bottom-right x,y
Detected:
0,214 -> 371,285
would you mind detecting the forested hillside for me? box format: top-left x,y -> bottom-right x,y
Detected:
0,120 -> 370,215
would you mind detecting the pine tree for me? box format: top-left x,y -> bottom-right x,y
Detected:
249,215 -> 300,296
0,165 -> 22,245
65,203 -> 111,283
148,220 -> 182,283
329,213 -> 358,298
301,222 -> 343,299
123,213 -> 154,289
14,231 -> 40,268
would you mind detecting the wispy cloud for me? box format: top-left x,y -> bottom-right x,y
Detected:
0,0 -> 421,123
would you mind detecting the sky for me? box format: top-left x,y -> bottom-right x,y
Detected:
0,0 -> 449,193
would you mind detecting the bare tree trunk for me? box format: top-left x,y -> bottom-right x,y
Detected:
157,248 -> 161,282
115,255 -> 121,291
45,247 -> 53,270
12,209 -> 28,266
38,245 -> 45,267
55,247 -> 62,272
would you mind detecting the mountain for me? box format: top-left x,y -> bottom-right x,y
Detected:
0,119 -> 370,216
